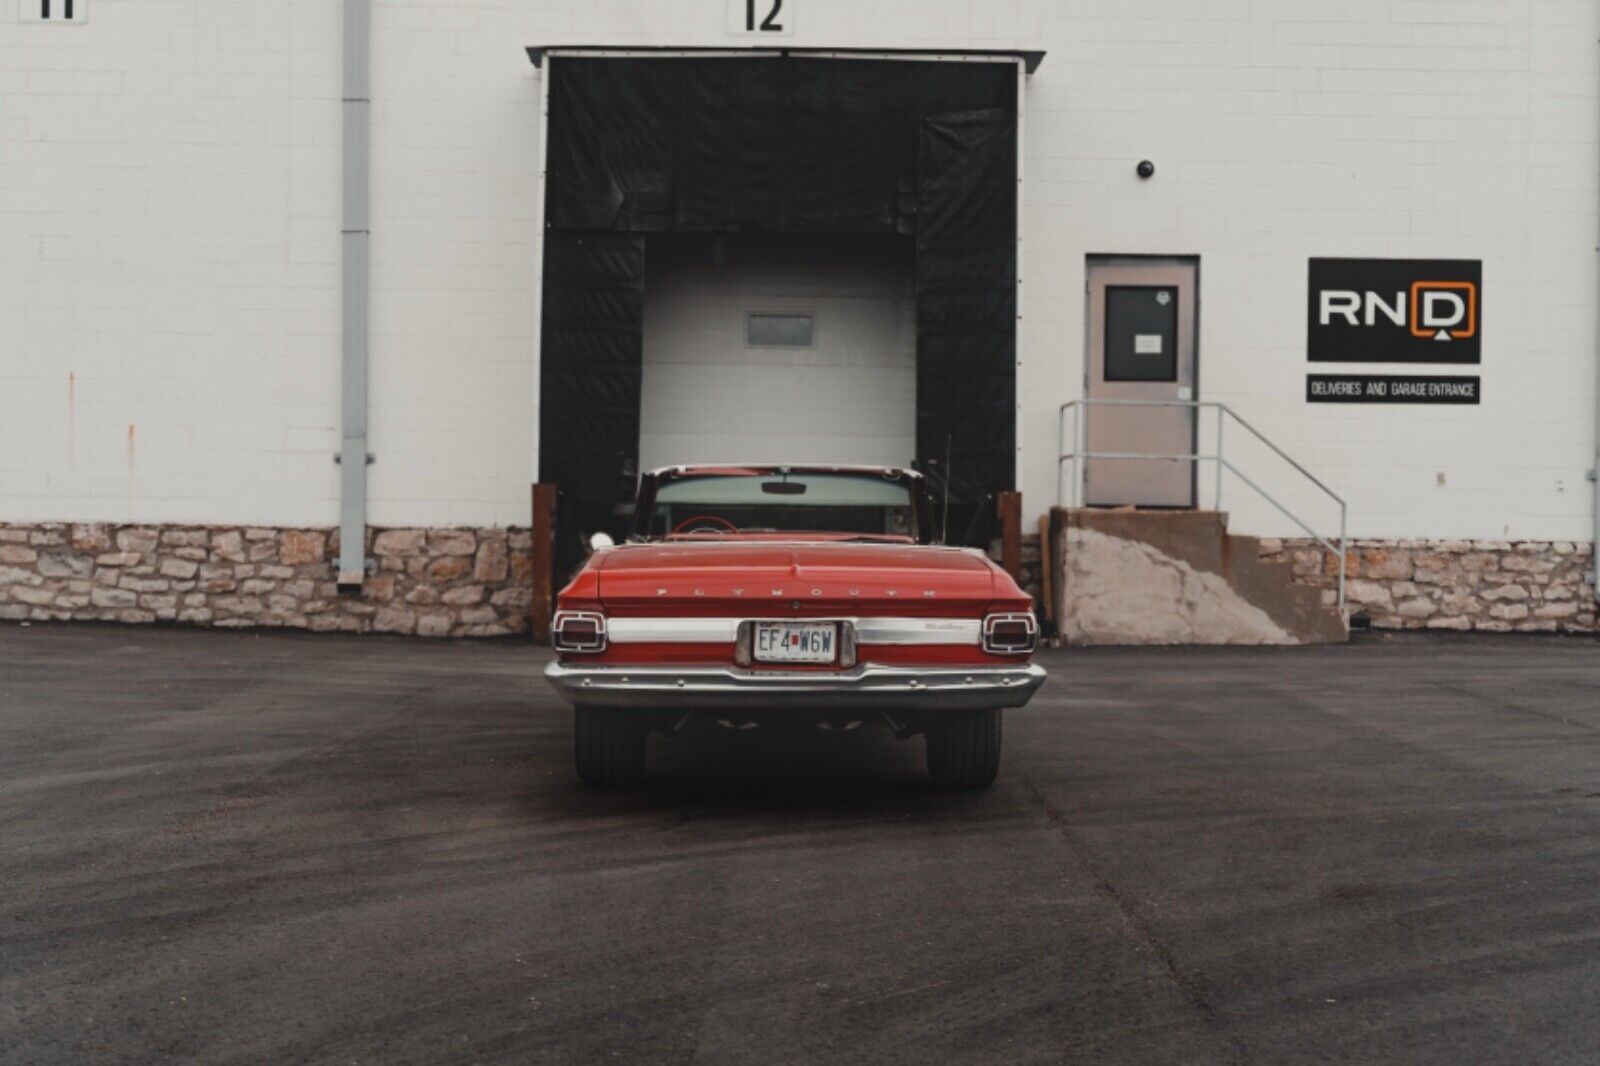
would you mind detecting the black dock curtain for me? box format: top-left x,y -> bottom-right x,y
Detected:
539,57 -> 1017,557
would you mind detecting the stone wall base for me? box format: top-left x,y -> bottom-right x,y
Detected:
0,523 -> 534,637
1261,537 -> 1598,634
9,522 -> 1588,639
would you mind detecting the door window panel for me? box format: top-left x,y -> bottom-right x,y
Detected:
1104,286 -> 1178,383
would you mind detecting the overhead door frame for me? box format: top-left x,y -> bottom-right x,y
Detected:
526,48 -> 1034,575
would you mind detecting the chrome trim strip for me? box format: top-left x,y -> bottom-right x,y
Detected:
855,617 -> 982,645
604,616 -> 983,645
544,661 -> 1047,712
607,617 -> 740,643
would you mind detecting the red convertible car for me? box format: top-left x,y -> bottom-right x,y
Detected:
544,465 -> 1046,788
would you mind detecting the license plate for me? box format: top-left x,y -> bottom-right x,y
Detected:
753,621 -> 837,664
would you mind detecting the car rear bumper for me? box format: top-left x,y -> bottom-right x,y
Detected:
544,660 -> 1047,712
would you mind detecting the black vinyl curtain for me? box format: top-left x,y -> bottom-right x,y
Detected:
915,108 -> 1017,505
539,56 -> 1017,560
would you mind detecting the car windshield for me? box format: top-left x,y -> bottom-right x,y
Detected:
646,472 -> 917,539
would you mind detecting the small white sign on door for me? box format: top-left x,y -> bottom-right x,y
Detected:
19,0 -> 86,22
1134,333 -> 1164,355
728,0 -> 793,35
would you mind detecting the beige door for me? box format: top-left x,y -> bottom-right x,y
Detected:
1084,258 -> 1198,508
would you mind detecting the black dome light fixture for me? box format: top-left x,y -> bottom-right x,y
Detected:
1136,159 -> 1155,180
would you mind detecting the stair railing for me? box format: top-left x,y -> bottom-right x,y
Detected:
1057,399 -> 1348,613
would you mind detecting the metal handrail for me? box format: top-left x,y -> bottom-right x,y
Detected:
1057,399 -> 1348,612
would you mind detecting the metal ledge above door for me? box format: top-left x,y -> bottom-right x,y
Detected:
524,45 -> 1046,74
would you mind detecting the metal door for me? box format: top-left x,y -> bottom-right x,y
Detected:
1084,258 -> 1198,507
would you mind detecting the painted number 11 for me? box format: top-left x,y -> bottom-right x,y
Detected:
23,0 -> 85,20
746,0 -> 783,31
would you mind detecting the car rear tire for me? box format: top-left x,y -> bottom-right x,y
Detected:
925,708 -> 1002,789
574,706 -> 647,786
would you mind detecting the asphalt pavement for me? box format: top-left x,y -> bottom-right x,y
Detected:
2,624 -> 1599,1064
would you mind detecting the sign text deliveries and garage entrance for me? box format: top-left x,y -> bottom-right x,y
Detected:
1306,374 -> 1480,405
1307,258 -> 1481,364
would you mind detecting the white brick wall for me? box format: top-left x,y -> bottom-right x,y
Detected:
1014,0 -> 1600,542
2,0 -> 1596,543
1,0 -> 342,525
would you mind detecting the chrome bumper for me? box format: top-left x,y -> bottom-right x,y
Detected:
544,660 -> 1047,712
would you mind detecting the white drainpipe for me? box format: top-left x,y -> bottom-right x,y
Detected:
1593,277 -> 1600,602
337,0 -> 371,586
1592,47 -> 1600,605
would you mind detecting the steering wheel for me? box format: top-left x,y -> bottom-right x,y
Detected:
672,514 -> 739,535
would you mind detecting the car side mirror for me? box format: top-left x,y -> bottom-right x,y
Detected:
588,532 -> 615,551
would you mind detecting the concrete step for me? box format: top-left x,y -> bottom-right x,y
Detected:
1221,534 -> 1348,644
1053,508 -> 1348,645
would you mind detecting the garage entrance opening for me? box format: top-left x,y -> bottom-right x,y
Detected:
535,54 -> 1020,578
640,233 -> 916,472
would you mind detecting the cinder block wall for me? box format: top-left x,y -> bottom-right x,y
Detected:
1,1 -> 347,527
1013,0 -> 1599,544
0,0 -> 542,531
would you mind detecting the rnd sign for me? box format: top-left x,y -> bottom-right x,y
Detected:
1307,258 -> 1481,364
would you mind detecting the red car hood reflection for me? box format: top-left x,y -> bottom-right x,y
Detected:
593,540 -> 1000,617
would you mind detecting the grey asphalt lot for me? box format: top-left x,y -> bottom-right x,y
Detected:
2,625 -> 1600,1065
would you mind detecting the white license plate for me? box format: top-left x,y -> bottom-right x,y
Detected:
753,621 -> 837,664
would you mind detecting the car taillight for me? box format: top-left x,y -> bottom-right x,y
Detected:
552,610 -> 607,654
982,612 -> 1036,654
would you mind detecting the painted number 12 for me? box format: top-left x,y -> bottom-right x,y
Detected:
746,0 -> 783,31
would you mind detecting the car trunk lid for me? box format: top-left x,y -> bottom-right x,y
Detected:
595,541 -> 996,616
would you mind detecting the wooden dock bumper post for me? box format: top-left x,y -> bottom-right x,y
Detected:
997,490 -> 1023,583
531,482 -> 556,643
1038,513 -> 1054,628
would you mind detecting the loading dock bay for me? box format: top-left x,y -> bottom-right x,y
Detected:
4,625 -> 1599,1063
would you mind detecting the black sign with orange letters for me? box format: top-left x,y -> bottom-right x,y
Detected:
1307,258 -> 1481,364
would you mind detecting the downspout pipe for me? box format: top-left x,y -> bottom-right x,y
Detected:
337,0 -> 371,586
